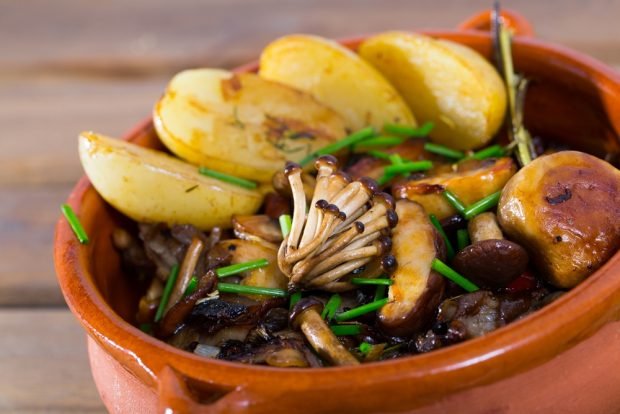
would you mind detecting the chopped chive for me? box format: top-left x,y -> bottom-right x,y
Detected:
374,284 -> 387,301
184,276 -> 198,297
155,264 -> 180,322
354,136 -> 404,150
217,282 -> 288,297
443,190 -> 467,215
321,294 -> 342,321
359,342 -> 372,355
198,167 -> 257,189
279,214 -> 292,238
289,291 -> 302,310
350,278 -> 393,286
330,324 -> 363,336
383,161 -> 433,176
424,143 -> 465,160
139,323 -> 152,334
432,258 -> 479,292
463,191 -> 502,219
471,144 -> 505,160
429,214 -> 455,260
334,298 -> 389,322
457,228 -> 471,251
216,258 -> 269,278
384,121 -> 434,137
60,204 -> 89,244
388,154 -> 404,165
299,126 -> 376,166
367,150 -> 391,160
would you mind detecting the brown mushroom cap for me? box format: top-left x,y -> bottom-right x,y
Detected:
452,239 -> 529,289
289,297 -> 324,330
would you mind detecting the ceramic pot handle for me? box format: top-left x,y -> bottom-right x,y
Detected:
458,9 -> 534,37
157,365 -> 256,414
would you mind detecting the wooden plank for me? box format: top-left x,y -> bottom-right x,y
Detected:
0,186 -> 72,306
2,0 -> 620,75
0,309 -> 105,413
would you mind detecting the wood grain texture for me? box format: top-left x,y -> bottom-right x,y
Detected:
0,309 -> 105,413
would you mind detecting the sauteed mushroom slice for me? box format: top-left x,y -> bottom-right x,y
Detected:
378,200 -> 446,337
498,151 -> 620,288
452,212 -> 529,289
392,157 -> 516,219
290,298 -> 359,366
232,215 -> 283,245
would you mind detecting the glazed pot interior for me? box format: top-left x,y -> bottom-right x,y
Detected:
58,29 -> 620,412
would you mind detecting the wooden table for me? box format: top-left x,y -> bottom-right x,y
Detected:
1,0 -> 619,412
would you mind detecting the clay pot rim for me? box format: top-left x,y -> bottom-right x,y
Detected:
54,27 -> 620,389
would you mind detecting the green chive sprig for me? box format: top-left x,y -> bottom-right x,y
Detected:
431,258 -> 479,292
383,161 -> 433,176
334,298 -> 389,322
350,278 -> 393,286
279,214 -> 292,238
354,136 -> 403,151
471,144 -> 506,160
359,342 -> 372,355
198,167 -> 257,189
457,228 -> 470,251
424,143 -> 465,160
60,204 -> 89,244
184,276 -> 198,297
321,294 -> 342,321
463,191 -> 502,219
299,126 -> 376,166
443,190 -> 467,215
429,214 -> 455,260
367,150 -> 391,160
384,121 -> 434,137
330,324 -> 363,336
217,283 -> 288,297
216,258 -> 269,278
155,264 -> 180,322
289,291 -> 302,309
374,284 -> 387,301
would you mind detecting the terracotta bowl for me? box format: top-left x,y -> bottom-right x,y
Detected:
54,9 -> 620,414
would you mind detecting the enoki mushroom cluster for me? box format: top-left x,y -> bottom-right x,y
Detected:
277,156 -> 398,291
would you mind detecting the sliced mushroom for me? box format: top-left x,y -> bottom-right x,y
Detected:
289,297 -> 359,366
165,237 -> 205,313
277,157 -> 397,290
378,200 -> 446,337
452,212 -> 529,289
216,239 -> 288,299
498,151 -> 620,288
392,157 -> 517,219
232,214 -> 283,245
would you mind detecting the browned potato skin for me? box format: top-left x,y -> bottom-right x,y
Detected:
393,157 -> 517,219
378,200 -> 446,337
498,151 -> 620,288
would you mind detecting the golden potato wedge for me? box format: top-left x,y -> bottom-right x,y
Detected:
359,32 -> 507,150
498,151 -> 620,288
78,131 -> 262,230
393,157 -> 517,219
378,200 -> 445,337
154,69 -> 346,182
259,34 -> 416,130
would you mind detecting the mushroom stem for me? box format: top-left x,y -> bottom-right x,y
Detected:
300,157 -> 338,248
291,299 -> 359,366
469,212 -> 504,243
307,244 -> 383,278
286,163 -> 306,250
285,204 -> 342,265
165,237 -> 204,313
307,257 -> 372,287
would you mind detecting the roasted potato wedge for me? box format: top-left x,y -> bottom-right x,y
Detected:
217,239 -> 287,300
259,34 -> 416,130
154,69 -> 347,182
78,131 -> 262,230
378,200 -> 445,337
359,32 -> 507,150
393,157 -> 517,219
498,151 -> 620,288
